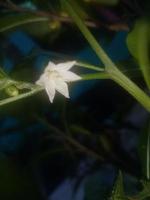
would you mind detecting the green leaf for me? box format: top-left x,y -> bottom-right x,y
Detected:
21,20 -> 61,41
0,13 -> 49,32
138,118 -> 150,180
111,171 -> 127,200
126,18 -> 150,89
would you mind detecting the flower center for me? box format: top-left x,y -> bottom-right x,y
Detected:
47,70 -> 61,79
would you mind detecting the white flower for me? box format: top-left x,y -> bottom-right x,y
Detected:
36,61 -> 81,103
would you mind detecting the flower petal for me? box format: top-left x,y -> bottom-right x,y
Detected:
60,71 -> 81,82
56,61 -> 76,72
35,74 -> 46,86
45,80 -> 56,103
55,79 -> 69,98
45,61 -> 56,72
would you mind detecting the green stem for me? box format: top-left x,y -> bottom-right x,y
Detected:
63,0 -> 114,68
81,72 -> 109,80
76,62 -> 104,71
0,73 -> 108,106
63,0 -> 150,112
0,86 -> 43,106
110,69 -> 150,112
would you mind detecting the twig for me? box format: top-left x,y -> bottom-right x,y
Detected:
36,116 -> 104,161
0,0 -> 129,30
0,0 -> 98,28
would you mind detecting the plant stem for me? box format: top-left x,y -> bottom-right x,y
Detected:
0,72 -> 108,107
37,116 -> 104,161
0,86 -> 43,106
62,0 -> 114,68
110,69 -> 150,112
76,62 -> 104,71
81,72 -> 109,80
63,0 -> 150,112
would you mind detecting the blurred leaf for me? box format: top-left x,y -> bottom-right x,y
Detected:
138,118 -> 150,180
132,180 -> 150,200
21,20 -> 61,44
111,171 -> 127,200
0,13 -> 49,32
126,18 -> 150,89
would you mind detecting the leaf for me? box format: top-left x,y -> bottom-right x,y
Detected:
0,13 -> 49,32
138,118 -> 150,180
21,20 -> 61,40
126,18 -> 150,89
111,171 -> 127,200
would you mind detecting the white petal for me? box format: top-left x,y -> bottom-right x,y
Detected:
35,74 -> 46,86
45,80 -> 56,103
55,79 -> 69,98
44,61 -> 56,72
55,61 -> 76,72
60,71 -> 82,82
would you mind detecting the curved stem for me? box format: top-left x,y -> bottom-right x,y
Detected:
110,69 -> 150,112
63,0 -> 150,112
0,72 -> 109,107
0,86 -> 43,106
77,62 -> 104,71
81,72 -> 109,80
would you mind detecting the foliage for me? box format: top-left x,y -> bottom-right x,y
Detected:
127,18 -> 150,89
111,171 -> 126,200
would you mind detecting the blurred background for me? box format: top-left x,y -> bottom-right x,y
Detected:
0,0 -> 150,199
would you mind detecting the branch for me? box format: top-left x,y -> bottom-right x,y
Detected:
0,0 -> 129,30
0,0 -> 98,28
